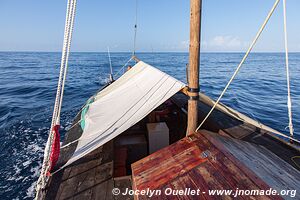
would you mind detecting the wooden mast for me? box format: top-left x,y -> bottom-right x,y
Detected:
187,0 -> 202,135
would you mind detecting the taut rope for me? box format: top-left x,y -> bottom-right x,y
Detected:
196,0 -> 280,132
107,47 -> 114,82
133,0 -> 138,56
282,0 -> 294,138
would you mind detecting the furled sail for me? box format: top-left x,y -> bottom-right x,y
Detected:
63,61 -> 185,167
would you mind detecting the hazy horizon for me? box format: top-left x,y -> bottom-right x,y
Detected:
1,50 -> 300,53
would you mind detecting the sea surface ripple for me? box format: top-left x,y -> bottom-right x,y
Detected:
0,52 -> 299,199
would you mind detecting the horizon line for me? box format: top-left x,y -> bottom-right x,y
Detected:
1,50 -> 300,53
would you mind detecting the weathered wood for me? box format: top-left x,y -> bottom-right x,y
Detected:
45,140 -> 114,200
114,176 -> 133,200
45,90 -> 300,200
187,0 -> 202,135
171,93 -> 300,169
91,179 -> 114,200
132,137 -> 207,190
205,131 -> 300,193
222,123 -> 255,139
130,131 -> 299,199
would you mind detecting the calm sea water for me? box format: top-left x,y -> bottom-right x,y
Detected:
0,52 -> 299,199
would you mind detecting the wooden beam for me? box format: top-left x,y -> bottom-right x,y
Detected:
187,0 -> 202,135
132,55 -> 140,63
180,86 -> 188,96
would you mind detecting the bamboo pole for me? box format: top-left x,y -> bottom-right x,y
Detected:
186,0 -> 202,136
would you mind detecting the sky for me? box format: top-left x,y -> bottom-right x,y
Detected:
0,0 -> 299,52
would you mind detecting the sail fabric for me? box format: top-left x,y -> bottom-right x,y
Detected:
64,61 -> 186,167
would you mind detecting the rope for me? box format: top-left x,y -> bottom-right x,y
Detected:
264,126 -> 300,144
38,0 -> 73,183
196,0 -> 280,132
132,0 -> 138,56
55,0 -> 77,140
57,0 -> 77,123
114,56 -> 134,77
52,0 -> 73,128
283,0 -> 294,138
36,0 -> 77,197
107,47 -> 114,81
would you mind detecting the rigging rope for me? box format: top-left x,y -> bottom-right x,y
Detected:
57,0 -> 77,122
114,56 -> 134,77
133,0 -> 138,56
107,47 -> 114,81
111,0 -> 139,78
36,0 -> 77,198
196,0 -> 280,132
282,0 -> 294,138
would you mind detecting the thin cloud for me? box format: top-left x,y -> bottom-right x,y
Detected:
203,35 -> 249,51
176,36 -> 249,52
211,36 -> 241,48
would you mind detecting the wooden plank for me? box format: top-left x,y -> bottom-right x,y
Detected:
191,164 -> 234,200
53,168 -> 72,199
91,181 -> 108,200
132,137 -> 208,190
167,174 -> 207,200
59,164 -> 96,199
95,161 -> 113,185
222,123 -> 255,139
76,167 -> 96,194
47,139 -> 114,200
106,178 -> 114,200
132,138 -> 195,175
91,179 -> 114,200
114,176 -> 133,200
61,167 -> 72,181
173,93 -> 300,170
73,189 -> 92,200
201,131 -> 297,200
254,144 -> 300,178
201,132 -> 277,191
67,158 -> 101,179
132,131 -> 293,200
186,135 -> 249,199
59,175 -> 82,199
214,133 -> 300,191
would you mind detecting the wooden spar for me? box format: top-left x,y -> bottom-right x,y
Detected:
132,55 -> 140,62
187,0 -> 202,135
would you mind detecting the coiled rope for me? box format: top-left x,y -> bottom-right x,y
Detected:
196,0 -> 280,131
35,0 -> 77,198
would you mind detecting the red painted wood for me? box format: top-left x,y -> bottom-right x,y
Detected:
131,131 -> 284,200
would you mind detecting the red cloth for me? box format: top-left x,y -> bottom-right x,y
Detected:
49,125 -> 60,172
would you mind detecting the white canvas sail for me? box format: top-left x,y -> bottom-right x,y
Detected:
64,61 -> 185,167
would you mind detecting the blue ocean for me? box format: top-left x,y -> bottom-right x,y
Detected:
0,52 -> 299,199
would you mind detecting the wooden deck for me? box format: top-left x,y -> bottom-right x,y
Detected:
45,139 -> 135,200
44,97 -> 187,200
46,140 -> 112,199
171,93 -> 300,169
131,131 -> 300,200
43,93 -> 300,199
44,109 -> 134,200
